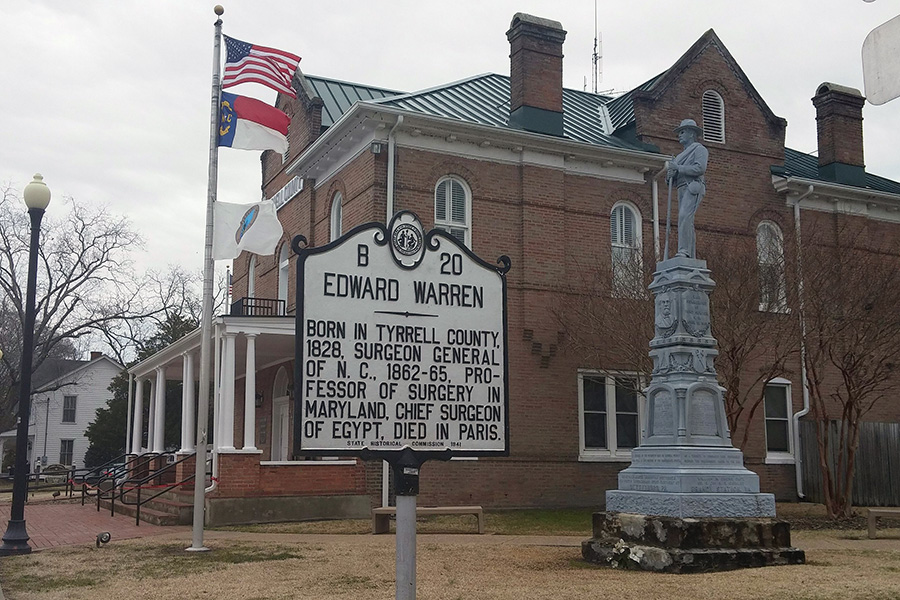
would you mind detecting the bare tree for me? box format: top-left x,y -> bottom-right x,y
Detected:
554,232 -> 798,452
0,185 -> 175,425
554,245 -> 655,387
706,235 -> 799,448
800,221 -> 900,518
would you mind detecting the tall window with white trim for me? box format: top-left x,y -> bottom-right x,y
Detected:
578,371 -> 642,459
62,395 -> 77,423
59,439 -> 74,465
764,380 -> 793,462
247,255 -> 256,298
757,221 -> 787,312
702,89 -> 725,144
277,244 -> 289,314
610,203 -> 642,297
434,176 -> 471,247
330,192 -> 343,241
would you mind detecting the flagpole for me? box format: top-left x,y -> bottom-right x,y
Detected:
188,4 -> 224,553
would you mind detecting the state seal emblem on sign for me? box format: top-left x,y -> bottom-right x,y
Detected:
392,223 -> 422,256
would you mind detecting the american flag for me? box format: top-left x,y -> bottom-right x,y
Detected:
223,35 -> 301,98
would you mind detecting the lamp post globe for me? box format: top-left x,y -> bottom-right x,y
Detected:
0,174 -> 51,556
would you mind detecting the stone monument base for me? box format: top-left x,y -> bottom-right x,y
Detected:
582,512 -> 805,573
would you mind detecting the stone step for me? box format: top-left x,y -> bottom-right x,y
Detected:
97,498 -> 187,526
100,492 -> 193,526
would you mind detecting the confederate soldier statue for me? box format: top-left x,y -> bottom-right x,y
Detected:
666,119 -> 708,259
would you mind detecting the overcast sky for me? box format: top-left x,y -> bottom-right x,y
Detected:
3,1 -> 899,277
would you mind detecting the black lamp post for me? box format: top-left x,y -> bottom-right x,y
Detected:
0,174 -> 51,556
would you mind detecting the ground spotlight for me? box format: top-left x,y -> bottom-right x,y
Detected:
96,532 -> 111,548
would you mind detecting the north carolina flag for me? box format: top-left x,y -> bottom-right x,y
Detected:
218,92 -> 289,153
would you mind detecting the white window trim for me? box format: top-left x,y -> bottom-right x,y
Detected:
330,192 -> 343,242
62,395 -> 77,423
757,221 -> 789,314
434,175 -> 472,247
59,439 -> 74,465
702,89 -> 725,144
577,370 -> 645,462
610,201 -> 643,299
764,377 -> 795,464
247,255 -> 256,298
277,244 -> 290,310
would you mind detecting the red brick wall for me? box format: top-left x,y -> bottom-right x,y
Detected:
222,29 -> 900,509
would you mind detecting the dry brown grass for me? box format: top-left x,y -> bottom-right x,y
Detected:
1,529 -> 899,600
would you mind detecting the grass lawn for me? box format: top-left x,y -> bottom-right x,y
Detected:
0,505 -> 898,599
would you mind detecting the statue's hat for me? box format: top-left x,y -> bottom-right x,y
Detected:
674,118 -> 703,136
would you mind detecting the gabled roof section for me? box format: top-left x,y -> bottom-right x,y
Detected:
776,148 -> 900,194
606,73 -> 665,131
304,75 -> 403,128
629,29 -> 785,130
33,359 -> 86,389
370,73 -> 637,149
32,355 -> 123,393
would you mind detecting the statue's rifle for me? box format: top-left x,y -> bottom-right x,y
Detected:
663,166 -> 673,260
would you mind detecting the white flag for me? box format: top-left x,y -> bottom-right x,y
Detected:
213,200 -> 284,260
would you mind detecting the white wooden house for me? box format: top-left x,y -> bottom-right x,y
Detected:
0,353 -> 123,471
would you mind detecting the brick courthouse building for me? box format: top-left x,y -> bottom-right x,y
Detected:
129,14 -> 900,524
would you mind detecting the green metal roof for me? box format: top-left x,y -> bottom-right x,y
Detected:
776,148 -> 900,194
606,73 -> 665,130
301,73 -> 900,193
369,73 -> 636,149
304,75 -> 402,128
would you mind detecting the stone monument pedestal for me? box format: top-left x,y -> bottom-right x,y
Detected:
582,258 -> 804,571
582,512 -> 805,573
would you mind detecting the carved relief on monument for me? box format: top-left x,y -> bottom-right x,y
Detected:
681,288 -> 710,338
650,388 -> 675,436
654,291 -> 677,339
688,387 -> 719,437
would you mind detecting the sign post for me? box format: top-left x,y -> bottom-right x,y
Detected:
293,211 -> 510,599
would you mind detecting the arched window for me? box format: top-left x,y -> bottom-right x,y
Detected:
434,176 -> 471,247
247,255 -> 256,299
702,90 -> 725,144
610,202 -> 642,297
273,366 -> 289,399
757,221 -> 787,312
277,244 -> 290,314
330,192 -> 342,242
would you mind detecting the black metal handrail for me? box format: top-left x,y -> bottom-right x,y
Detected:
230,296 -> 286,316
81,452 -> 162,507
68,452 -> 135,498
109,452 -> 207,526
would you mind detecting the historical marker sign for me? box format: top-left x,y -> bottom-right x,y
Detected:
294,211 -> 510,458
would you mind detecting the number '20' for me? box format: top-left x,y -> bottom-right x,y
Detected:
440,252 -> 463,275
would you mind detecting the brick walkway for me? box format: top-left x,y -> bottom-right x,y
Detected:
0,499 -> 188,550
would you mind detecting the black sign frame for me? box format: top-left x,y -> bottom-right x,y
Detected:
291,211 -> 511,465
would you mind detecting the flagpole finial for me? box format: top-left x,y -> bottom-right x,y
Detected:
214,5 -> 224,16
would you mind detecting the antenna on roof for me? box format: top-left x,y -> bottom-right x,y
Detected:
591,0 -> 602,94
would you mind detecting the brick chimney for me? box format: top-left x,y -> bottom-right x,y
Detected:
90,351 -> 103,360
507,13 -> 566,136
812,82 -> 866,187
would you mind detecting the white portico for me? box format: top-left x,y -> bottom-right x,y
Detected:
127,316 -> 295,459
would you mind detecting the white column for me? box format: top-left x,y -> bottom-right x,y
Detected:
213,325 -> 222,450
147,377 -> 156,452
220,332 -> 236,450
125,373 -> 134,454
243,334 -> 258,450
180,352 -> 196,453
132,378 -> 145,453
153,367 -> 166,453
